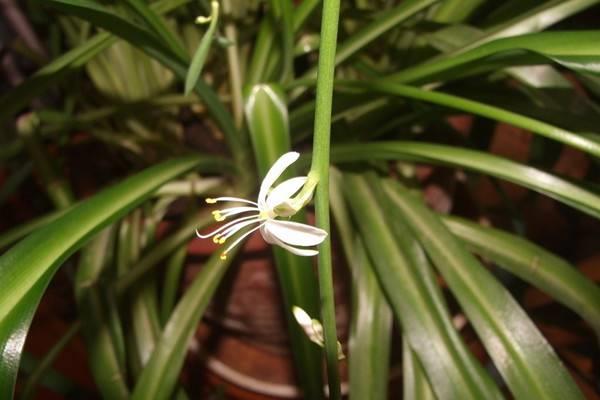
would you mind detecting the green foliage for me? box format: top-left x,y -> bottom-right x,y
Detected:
1,1 -> 599,398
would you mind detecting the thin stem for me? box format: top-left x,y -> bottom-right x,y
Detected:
309,0 -> 341,398
221,0 -> 244,128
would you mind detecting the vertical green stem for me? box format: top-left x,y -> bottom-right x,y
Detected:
309,0 -> 341,398
221,0 -> 244,128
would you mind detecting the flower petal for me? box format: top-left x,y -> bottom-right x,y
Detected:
260,225 -> 319,256
264,220 -> 327,247
266,176 -> 307,210
257,152 -> 299,207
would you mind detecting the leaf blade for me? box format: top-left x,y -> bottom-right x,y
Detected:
383,180 -> 585,399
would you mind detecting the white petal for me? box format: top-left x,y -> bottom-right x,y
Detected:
266,176 -> 307,210
260,225 -> 319,256
264,220 -> 327,247
257,152 -> 299,207
292,306 -> 312,329
260,224 -> 277,244
275,240 -> 319,256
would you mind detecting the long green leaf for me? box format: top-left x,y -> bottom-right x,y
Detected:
0,155 -> 211,398
244,83 -> 324,399
0,0 -> 192,124
76,227 -> 129,399
389,31 -> 600,83
184,1 -> 219,94
330,169 -> 391,400
475,0 -> 599,47
130,250 -> 235,400
343,173 -> 501,400
442,216 -> 600,337
246,0 -> 319,85
342,80 -> 600,159
383,180 -> 584,399
39,0 -> 245,163
121,0 -> 188,61
331,142 -> 600,219
431,0 -> 484,22
402,336 -> 436,400
290,0 -> 438,100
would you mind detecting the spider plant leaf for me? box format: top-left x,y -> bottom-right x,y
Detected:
244,83 -> 325,399
390,31 -> 600,83
246,0 -> 320,85
431,0 -> 485,23
331,142 -> 600,219
478,0 -> 599,44
45,0 -> 175,66
76,227 -> 129,400
330,169 -> 391,400
244,84 -> 292,171
0,0 -> 192,124
0,155 -> 210,399
342,80 -> 600,159
44,0 -> 242,159
268,0 -> 294,82
130,248 -> 236,400
402,336 -> 437,400
383,180 -> 585,399
121,0 -> 188,61
294,0 -> 439,98
184,1 -> 219,95
442,215 -> 600,337
343,173 -> 502,400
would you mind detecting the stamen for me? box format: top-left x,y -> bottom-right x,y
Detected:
220,253 -> 227,260
216,217 -> 262,242
212,210 -> 224,221
218,206 -> 260,219
195,214 -> 259,238
207,196 -> 259,206
221,223 -> 266,255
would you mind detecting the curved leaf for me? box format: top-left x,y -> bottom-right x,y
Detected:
443,216 -> 600,337
330,169 -> 391,400
403,336 -> 437,400
42,0 -> 243,161
343,173 -> 502,400
130,250 -> 235,400
341,80 -> 600,159
0,155 -> 217,398
331,142 -> 600,219
389,31 -> 600,83
76,227 -> 129,399
383,180 -> 584,399
185,1 -> 220,94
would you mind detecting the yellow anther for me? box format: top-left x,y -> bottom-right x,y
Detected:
213,235 -> 221,244
206,198 -> 217,204
219,238 -> 226,244
212,210 -> 223,221
220,253 -> 227,260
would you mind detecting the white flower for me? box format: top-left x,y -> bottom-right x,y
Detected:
292,306 -> 345,360
196,152 -> 327,260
